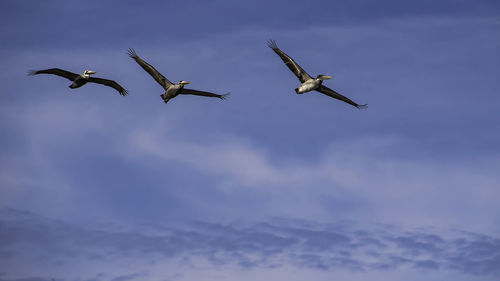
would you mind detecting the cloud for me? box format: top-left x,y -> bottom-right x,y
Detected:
110,273 -> 145,281
0,278 -> 48,281
124,123 -> 500,231
0,208 -> 499,281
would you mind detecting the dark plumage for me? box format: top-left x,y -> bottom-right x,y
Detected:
127,49 -> 229,104
267,40 -> 366,109
28,68 -> 128,96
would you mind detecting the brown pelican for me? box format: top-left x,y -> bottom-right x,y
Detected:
28,68 -> 128,95
267,40 -> 367,109
127,49 -> 229,104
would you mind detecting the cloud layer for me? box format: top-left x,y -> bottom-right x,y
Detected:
1,209 -> 499,281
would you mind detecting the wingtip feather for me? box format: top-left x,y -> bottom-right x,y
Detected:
220,93 -> 230,100
267,39 -> 278,49
127,48 -> 138,58
357,104 -> 368,110
27,69 -> 37,76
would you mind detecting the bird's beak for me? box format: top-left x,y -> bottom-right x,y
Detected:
88,70 -> 97,74
181,81 -> 191,85
320,75 -> 333,80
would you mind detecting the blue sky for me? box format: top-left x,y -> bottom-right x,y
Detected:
1,0 -> 499,280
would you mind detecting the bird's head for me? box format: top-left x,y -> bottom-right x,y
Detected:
316,74 -> 333,80
83,70 -> 97,77
179,80 -> 191,86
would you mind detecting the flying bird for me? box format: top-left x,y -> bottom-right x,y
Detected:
127,49 -> 229,104
28,68 -> 128,96
267,40 -> 366,109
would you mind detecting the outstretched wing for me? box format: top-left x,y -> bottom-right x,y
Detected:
27,68 -> 79,81
127,48 -> 172,90
267,40 -> 313,83
88,77 -> 128,96
180,88 -> 230,100
315,85 -> 367,109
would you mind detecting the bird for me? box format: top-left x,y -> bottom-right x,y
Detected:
127,48 -> 229,104
27,68 -> 128,96
267,40 -> 367,109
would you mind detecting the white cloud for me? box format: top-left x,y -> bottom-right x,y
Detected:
124,124 -> 500,233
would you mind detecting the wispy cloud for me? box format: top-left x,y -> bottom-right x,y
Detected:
125,124 -> 500,231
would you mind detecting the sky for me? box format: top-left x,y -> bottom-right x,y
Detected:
0,0 -> 499,280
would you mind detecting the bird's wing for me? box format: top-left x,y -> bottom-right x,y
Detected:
315,85 -> 367,109
267,40 -> 313,83
27,68 -> 79,81
127,48 -> 172,90
87,77 -> 128,96
180,88 -> 230,100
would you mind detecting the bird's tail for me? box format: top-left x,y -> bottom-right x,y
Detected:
357,104 -> 368,110
161,94 -> 170,104
220,93 -> 230,100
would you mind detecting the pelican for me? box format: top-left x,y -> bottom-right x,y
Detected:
127,49 -> 229,104
267,40 -> 366,109
28,68 -> 128,96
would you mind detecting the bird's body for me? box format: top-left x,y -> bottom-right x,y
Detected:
127,49 -> 229,104
162,83 -> 183,101
28,68 -> 128,95
267,40 -> 366,109
69,72 -> 94,89
69,76 -> 87,89
296,78 -> 322,94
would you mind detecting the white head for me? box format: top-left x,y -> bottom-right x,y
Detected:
82,70 -> 97,78
316,74 -> 333,80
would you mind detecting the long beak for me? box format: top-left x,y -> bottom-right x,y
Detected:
87,70 -> 97,74
319,75 -> 333,80
181,81 -> 191,85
